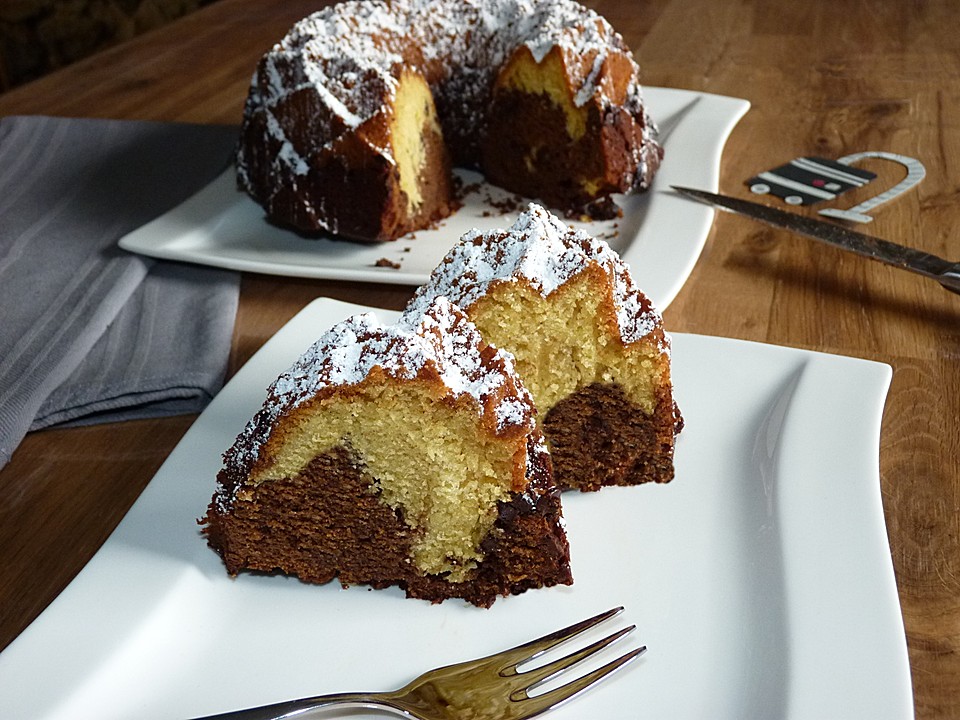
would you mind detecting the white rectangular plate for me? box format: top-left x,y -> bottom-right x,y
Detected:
118,88 -> 749,309
0,299 -> 912,719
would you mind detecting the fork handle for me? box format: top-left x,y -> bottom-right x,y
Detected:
189,692 -> 413,720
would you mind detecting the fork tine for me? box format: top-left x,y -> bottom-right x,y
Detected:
508,625 -> 635,693
514,646 -> 647,717
491,606 -> 625,671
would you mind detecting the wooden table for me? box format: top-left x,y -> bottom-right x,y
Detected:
1,0 -> 957,716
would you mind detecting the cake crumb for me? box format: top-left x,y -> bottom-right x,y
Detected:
583,196 -> 623,220
374,257 -> 402,269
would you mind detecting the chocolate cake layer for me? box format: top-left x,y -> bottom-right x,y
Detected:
205,440 -> 572,608
543,382 -> 681,492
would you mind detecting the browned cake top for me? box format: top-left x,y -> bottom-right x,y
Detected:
214,297 -> 536,513
408,203 -> 667,349
237,0 -> 653,190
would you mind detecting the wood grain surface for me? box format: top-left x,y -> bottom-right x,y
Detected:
1,0 -> 958,716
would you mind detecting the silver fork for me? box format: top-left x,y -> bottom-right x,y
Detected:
191,606 -> 645,720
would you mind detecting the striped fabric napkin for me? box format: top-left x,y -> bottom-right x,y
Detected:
0,115 -> 241,469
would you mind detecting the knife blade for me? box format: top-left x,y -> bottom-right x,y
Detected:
672,185 -> 960,294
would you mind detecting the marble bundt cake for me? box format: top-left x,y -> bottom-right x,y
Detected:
202,297 -> 572,607
237,0 -> 663,242
407,204 -> 682,492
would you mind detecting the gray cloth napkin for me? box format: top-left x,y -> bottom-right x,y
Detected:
0,115 -> 241,468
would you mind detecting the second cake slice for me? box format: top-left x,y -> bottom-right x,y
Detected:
407,203 -> 682,492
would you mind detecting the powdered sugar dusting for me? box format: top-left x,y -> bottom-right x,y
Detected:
214,297 -> 536,512
407,203 -> 664,346
495,397 -> 532,429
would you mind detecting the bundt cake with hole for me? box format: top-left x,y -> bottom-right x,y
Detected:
236,0 -> 663,242
406,203 -> 682,492
202,296 -> 572,607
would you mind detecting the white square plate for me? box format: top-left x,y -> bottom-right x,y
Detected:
118,88 -> 749,309
0,298 -> 911,719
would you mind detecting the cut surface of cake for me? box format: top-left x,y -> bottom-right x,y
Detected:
407,204 -> 682,492
202,297 -> 572,607
236,0 -> 662,242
